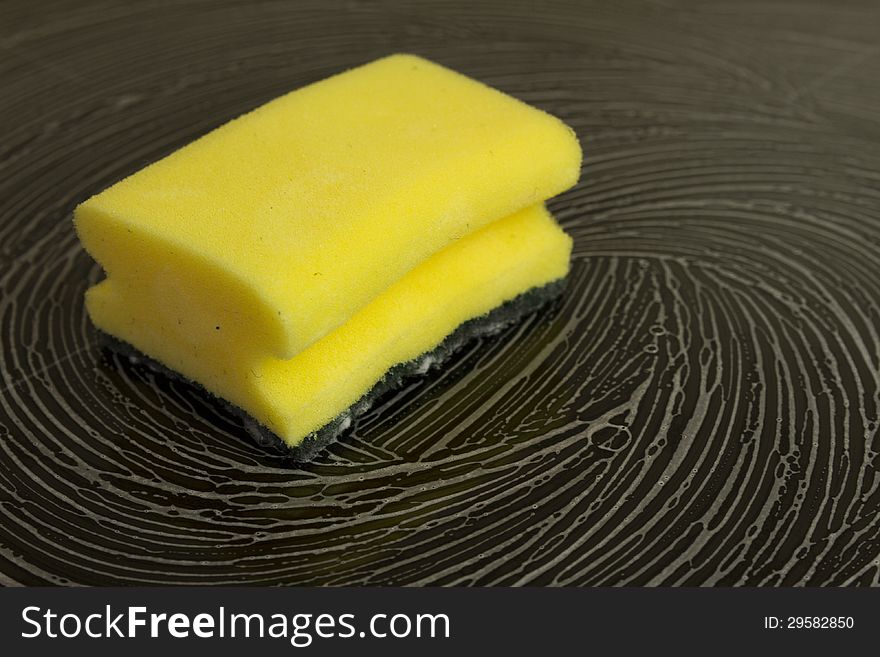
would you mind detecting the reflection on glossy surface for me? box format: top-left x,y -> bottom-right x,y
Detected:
1,0 -> 880,585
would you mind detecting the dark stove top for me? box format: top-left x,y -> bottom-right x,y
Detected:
1,0 -> 879,586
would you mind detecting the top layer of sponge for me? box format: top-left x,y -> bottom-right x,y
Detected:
74,54 -> 581,359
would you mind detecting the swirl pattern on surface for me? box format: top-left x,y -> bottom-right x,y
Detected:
1,0 -> 879,585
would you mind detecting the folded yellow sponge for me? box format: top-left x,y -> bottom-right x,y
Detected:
74,53 -> 582,456
74,53 -> 581,359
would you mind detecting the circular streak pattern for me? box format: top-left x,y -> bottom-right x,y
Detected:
1,0 -> 880,586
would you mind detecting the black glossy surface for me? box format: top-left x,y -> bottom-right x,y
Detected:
1,0 -> 879,585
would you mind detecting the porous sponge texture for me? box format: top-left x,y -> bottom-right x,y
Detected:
86,204 -> 571,445
74,53 -> 582,358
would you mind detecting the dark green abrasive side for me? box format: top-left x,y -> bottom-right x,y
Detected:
97,278 -> 566,462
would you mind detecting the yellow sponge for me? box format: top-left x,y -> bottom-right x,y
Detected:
86,204 -> 571,446
74,53 -> 581,359
74,53 -> 582,454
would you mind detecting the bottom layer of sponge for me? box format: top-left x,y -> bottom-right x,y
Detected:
100,278 -> 564,461
86,204 -> 572,457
